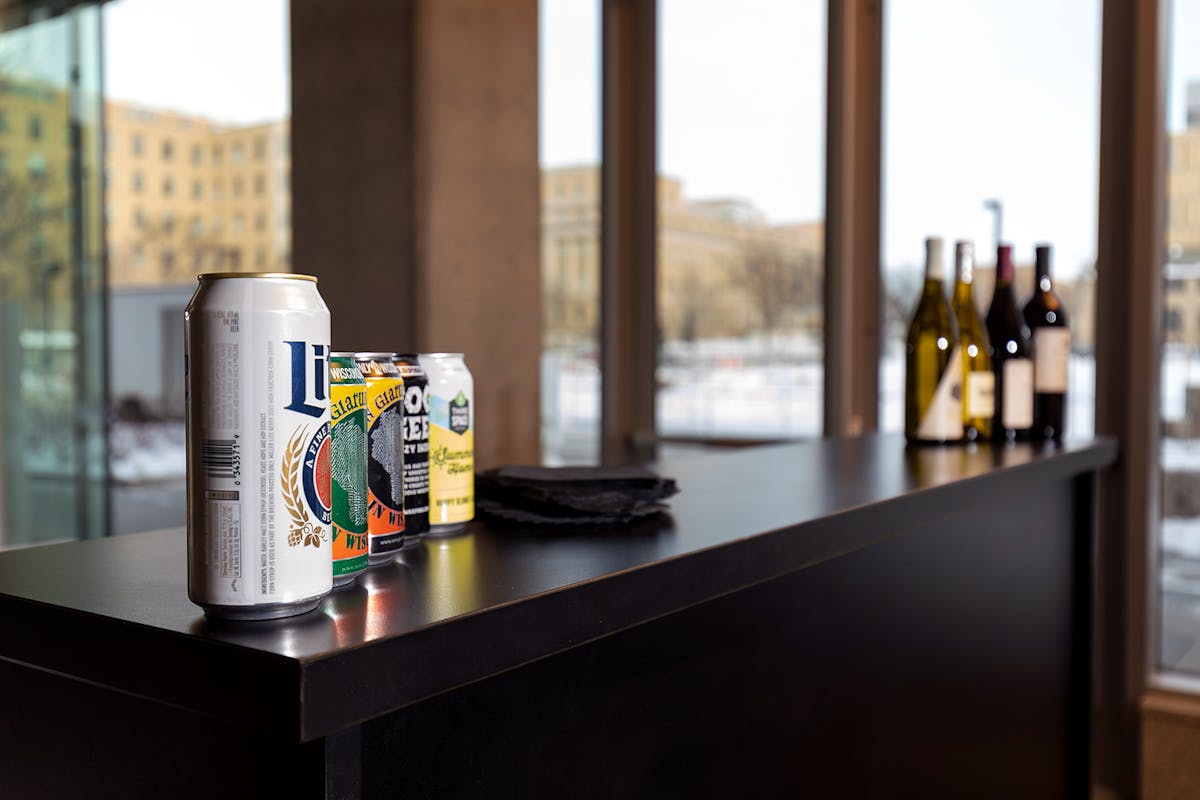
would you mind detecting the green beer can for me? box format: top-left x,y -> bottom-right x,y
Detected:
329,352 -> 370,585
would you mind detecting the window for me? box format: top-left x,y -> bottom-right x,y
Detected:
231,141 -> 244,164
161,138 -> 173,161
27,153 -> 47,180
881,0 -> 1099,438
131,170 -> 143,193
161,176 -> 173,196
254,173 -> 265,196
212,144 -> 223,166
133,208 -> 145,229
231,213 -> 244,233
1160,0 -> 1200,676
192,179 -> 202,200
539,0 -> 601,464
28,114 -> 42,140
232,176 -> 243,197
254,136 -> 266,160
254,211 -> 266,231
191,143 -> 202,165
161,212 -> 175,234
657,0 -> 825,444
190,216 -> 203,237
162,248 -> 175,275
131,132 -> 143,156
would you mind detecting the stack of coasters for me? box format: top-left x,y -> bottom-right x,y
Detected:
476,465 -> 679,525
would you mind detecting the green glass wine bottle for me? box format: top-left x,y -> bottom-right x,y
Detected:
905,237 -> 963,445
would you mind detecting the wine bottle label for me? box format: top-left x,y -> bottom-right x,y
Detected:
1002,359 -> 1034,429
1033,328 -> 1070,393
917,347 -> 964,441
965,370 -> 995,419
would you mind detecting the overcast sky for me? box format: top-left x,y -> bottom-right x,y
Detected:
98,0 -> 1200,281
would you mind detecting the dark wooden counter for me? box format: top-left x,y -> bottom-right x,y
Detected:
0,435 -> 1115,798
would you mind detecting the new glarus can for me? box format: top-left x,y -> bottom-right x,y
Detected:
419,353 -> 474,534
354,353 -> 407,563
186,273 -> 333,620
329,353 -> 370,585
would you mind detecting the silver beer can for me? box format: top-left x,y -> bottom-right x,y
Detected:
418,353 -> 474,534
186,272 -> 333,620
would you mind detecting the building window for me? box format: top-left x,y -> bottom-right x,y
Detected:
132,171 -> 143,193
132,245 -> 145,269
254,173 -> 265,196
1167,307 -> 1183,332
162,138 -> 174,161
162,176 -> 174,197
161,213 -> 175,234
191,143 -> 203,165
254,211 -> 266,231
231,214 -> 244,234
162,249 -> 175,275
254,136 -> 266,160
212,144 -> 223,166
134,208 -> 145,229
132,133 -> 143,156
191,216 -> 203,237
28,114 -> 42,140
192,179 -> 203,200
27,153 -> 46,180
231,141 -> 244,164
232,176 -> 243,197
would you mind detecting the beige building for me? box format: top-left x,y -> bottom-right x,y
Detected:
104,101 -> 290,287
0,77 -> 79,320
541,165 -> 823,347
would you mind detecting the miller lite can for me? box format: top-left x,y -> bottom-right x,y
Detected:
392,354 -> 430,537
186,273 -> 333,620
418,353 -> 474,534
354,353 -> 407,563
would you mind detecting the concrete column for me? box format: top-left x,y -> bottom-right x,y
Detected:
292,0 -> 541,468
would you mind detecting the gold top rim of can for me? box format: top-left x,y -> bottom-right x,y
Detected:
198,272 -> 318,283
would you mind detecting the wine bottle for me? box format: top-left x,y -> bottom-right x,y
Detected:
984,244 -> 1033,441
1022,244 -> 1070,440
905,237 -> 963,445
951,241 -> 993,441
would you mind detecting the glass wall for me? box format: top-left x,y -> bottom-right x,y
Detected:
1159,0 -> 1200,675
102,0 -> 291,534
0,6 -> 107,547
539,0 -> 601,465
880,1 -> 1099,437
657,0 -> 825,443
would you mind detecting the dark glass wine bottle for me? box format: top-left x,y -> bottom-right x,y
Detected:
905,237 -> 962,445
1022,244 -> 1070,440
951,241 -> 993,441
984,244 -> 1033,441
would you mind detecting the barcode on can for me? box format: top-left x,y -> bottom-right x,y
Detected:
202,438 -> 240,479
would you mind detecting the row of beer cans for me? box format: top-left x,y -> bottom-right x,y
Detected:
184,273 -> 475,620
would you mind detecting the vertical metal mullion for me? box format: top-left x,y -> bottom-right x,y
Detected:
600,0 -> 657,464
1094,0 -> 1167,794
824,0 -> 883,438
